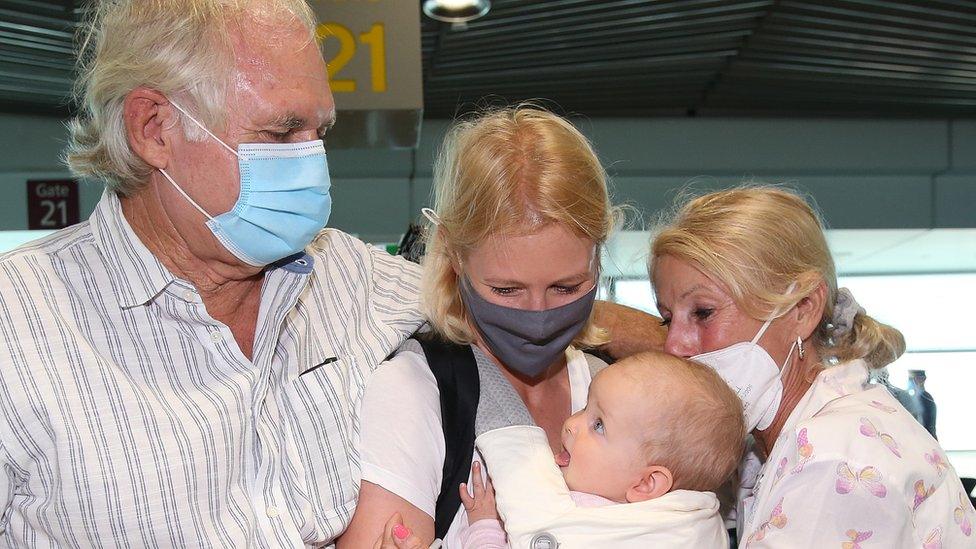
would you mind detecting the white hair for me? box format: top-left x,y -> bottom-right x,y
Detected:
65,0 -> 317,195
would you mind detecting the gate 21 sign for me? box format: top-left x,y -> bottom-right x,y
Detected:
311,0 -> 422,112
27,179 -> 80,230
309,1 -> 422,148
317,22 -> 387,93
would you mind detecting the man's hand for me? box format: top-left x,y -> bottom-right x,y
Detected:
459,461 -> 499,524
592,300 -> 666,360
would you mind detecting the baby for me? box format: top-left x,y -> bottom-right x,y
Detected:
460,351 -> 746,548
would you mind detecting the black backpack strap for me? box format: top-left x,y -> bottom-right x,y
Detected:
413,335 -> 480,541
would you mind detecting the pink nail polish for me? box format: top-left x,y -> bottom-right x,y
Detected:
393,524 -> 410,541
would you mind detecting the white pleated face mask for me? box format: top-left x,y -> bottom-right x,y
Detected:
692,282 -> 799,432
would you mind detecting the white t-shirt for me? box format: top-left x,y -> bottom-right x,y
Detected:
359,346 -> 593,548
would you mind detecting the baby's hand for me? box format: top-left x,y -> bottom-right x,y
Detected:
459,461 -> 499,524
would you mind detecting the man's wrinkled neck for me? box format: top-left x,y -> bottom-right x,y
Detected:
119,180 -> 265,299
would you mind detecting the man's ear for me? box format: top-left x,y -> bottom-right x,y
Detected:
123,87 -> 176,170
795,279 -> 828,341
626,465 -> 674,503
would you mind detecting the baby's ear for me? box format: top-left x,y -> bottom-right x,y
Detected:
626,465 -> 674,503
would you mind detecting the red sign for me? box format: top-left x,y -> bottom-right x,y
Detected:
27,179 -> 80,230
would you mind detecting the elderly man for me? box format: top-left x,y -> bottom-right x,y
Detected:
0,1 -> 424,546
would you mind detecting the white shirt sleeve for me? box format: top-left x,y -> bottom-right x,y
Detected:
359,349 -> 445,519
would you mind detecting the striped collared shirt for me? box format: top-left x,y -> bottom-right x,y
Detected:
0,192 -> 424,548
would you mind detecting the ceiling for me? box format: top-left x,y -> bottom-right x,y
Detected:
601,228 -> 976,279
1,0 -> 975,118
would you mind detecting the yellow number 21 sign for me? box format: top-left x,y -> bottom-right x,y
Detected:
311,1 -> 421,107
316,22 -> 386,93
309,1 -> 423,148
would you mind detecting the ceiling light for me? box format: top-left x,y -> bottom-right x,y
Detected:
422,0 -> 491,24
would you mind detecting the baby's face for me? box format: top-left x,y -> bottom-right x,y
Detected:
556,365 -> 657,502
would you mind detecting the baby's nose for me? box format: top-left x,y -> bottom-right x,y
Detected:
563,413 -> 582,434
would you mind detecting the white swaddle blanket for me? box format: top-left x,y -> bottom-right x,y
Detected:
476,426 -> 730,549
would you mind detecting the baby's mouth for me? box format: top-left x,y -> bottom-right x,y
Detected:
555,448 -> 571,467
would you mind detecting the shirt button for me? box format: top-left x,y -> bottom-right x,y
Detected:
530,532 -> 558,549
210,330 -> 221,342
266,506 -> 280,518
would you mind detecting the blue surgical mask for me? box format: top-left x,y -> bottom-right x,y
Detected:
159,100 -> 332,267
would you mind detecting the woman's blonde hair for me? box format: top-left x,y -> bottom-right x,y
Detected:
65,0 -> 316,195
422,105 -> 619,347
650,186 -> 905,369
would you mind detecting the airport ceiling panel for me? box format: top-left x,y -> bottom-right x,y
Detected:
0,0 -> 974,118
421,0 -> 976,117
422,0 -> 773,116
0,0 -> 76,113
712,0 -> 976,115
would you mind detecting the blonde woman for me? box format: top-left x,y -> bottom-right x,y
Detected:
650,188 -> 974,548
339,107 -> 620,548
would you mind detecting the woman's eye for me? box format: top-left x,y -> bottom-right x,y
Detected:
553,283 -> 583,294
593,418 -> 605,434
693,308 -> 714,321
490,287 -> 517,296
659,316 -> 671,327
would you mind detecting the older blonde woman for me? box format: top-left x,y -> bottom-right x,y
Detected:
650,188 -> 975,548
338,106 -> 622,548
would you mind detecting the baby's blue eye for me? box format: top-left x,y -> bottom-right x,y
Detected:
593,418 -> 605,434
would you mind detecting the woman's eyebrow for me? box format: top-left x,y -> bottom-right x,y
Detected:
552,272 -> 591,285
680,283 -> 707,300
482,277 -> 522,286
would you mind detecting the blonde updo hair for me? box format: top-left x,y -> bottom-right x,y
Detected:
422,106 -> 619,347
650,187 -> 905,370
65,0 -> 316,195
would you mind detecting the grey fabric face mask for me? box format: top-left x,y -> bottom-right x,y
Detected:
459,276 -> 598,379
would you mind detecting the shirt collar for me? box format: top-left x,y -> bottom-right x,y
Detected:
780,360 -> 870,437
90,190 -> 176,309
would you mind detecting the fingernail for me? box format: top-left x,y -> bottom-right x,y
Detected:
393,524 -> 410,541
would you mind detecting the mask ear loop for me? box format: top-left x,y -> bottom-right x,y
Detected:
158,168 -> 214,221
168,99 -> 239,157
751,281 -> 799,345
770,282 -> 803,381
421,207 -> 441,226
159,98 -> 239,222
